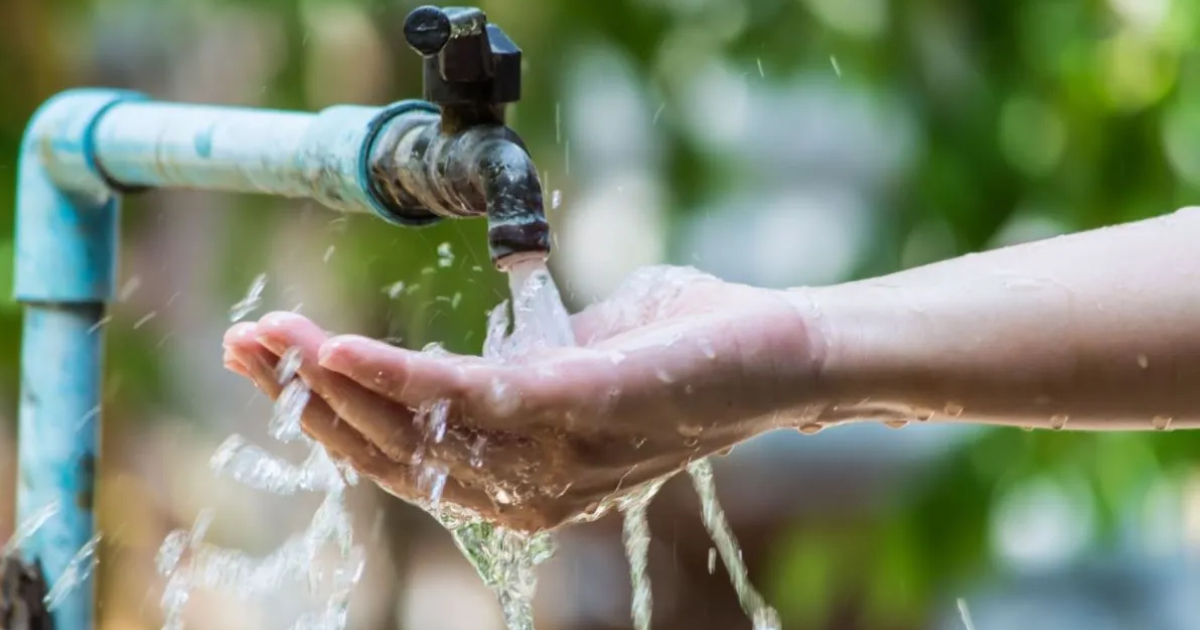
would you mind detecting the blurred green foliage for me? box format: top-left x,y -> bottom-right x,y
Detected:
3,0 -> 1200,626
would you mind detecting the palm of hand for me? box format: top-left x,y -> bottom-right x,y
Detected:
223,266 -> 811,531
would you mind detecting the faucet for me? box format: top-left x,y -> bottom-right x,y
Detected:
3,6 -> 545,629
375,5 -> 550,267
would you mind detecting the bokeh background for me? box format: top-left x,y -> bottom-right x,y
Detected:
4,0 -> 1200,628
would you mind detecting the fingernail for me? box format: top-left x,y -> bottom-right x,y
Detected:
257,334 -> 285,354
317,340 -> 342,367
224,359 -> 250,378
260,311 -> 302,328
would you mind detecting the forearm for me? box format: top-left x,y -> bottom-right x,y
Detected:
796,207 -> 1200,431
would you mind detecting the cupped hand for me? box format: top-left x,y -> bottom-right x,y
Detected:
222,266 -> 819,531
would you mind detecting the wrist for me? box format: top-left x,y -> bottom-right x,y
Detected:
771,283 -> 922,428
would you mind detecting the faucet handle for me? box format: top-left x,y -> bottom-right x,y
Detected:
403,5 -> 522,106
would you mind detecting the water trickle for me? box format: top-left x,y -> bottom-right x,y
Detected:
688,460 -> 780,630
230,273 -> 268,322
619,479 -> 667,630
158,375 -> 363,630
956,597 -> 977,630
883,419 -> 910,430
551,190 -> 562,210
798,423 -> 822,435
707,548 -> 717,574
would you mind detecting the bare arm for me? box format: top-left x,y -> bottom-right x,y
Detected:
798,207 -> 1200,431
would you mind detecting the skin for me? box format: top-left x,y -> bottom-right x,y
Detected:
223,207 -> 1200,532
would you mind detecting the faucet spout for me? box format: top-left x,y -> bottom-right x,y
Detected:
367,117 -> 549,267
470,132 -> 550,268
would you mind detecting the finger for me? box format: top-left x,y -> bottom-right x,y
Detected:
317,334 -> 479,403
236,340 -> 501,513
569,302 -> 622,345
320,333 -> 628,431
255,312 -> 466,466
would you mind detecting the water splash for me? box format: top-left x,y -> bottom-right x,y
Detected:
44,533 -> 102,611
229,273 -> 268,322
2,501 -> 61,556
157,362 -> 363,630
688,459 -> 780,630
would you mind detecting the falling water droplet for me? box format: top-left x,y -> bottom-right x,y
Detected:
437,242 -> 454,267
383,281 -> 405,299
270,380 -> 310,443
884,419 -> 910,430
229,273 -> 267,322
3,502 -> 61,556
276,347 -> 302,383
943,402 -> 965,416
469,435 -> 486,468
134,311 -> 157,329
45,534 -> 103,611
707,548 -> 717,574
1153,415 -> 1173,431
551,190 -> 562,209
323,245 -> 335,263
118,276 -> 142,302
1049,414 -> 1068,431
1137,354 -> 1149,369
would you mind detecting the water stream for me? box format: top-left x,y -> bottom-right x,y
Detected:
156,357 -> 363,630
689,459 -> 780,630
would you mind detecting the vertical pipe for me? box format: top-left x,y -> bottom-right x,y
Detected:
16,305 -> 106,629
12,89 -> 138,630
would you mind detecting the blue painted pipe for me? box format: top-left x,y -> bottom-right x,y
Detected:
11,88 -> 440,629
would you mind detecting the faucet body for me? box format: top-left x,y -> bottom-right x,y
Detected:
5,6 -> 547,628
